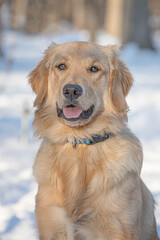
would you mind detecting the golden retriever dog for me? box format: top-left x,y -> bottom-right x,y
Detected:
29,41 -> 159,240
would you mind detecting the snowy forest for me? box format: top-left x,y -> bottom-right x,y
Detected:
0,0 -> 160,239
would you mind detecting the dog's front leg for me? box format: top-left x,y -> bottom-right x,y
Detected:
36,205 -> 74,240
35,187 -> 74,240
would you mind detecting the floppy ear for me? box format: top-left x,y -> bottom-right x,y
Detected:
108,48 -> 133,113
29,42 -> 56,106
29,58 -> 49,106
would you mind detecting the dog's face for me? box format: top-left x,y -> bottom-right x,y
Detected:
51,42 -> 111,127
29,42 -> 133,129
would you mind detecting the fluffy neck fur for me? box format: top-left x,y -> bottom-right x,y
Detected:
33,104 -> 127,145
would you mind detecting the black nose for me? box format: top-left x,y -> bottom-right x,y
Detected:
63,84 -> 83,101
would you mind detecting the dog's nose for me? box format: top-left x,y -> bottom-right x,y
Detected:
63,84 -> 83,101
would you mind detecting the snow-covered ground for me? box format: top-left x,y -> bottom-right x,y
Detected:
0,29 -> 160,239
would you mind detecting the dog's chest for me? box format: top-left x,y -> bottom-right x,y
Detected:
54,144 -> 104,217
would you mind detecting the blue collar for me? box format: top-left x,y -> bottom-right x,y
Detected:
69,132 -> 110,147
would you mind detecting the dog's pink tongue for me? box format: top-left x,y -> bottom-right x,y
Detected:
63,106 -> 82,119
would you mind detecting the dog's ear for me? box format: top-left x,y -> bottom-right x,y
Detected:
29,42 -> 57,106
29,57 -> 49,106
108,46 -> 133,113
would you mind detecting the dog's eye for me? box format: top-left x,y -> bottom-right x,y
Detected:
57,64 -> 66,70
90,66 -> 99,72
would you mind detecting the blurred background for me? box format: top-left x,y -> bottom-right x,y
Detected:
1,0 -> 160,49
0,0 -> 160,239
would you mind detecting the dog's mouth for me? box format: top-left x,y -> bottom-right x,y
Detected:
56,104 -> 94,121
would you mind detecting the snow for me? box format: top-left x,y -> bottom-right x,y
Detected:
0,29 -> 160,239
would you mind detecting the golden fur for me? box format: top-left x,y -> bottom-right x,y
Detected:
29,42 -> 159,240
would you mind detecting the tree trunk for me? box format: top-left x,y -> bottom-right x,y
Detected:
86,0 -> 106,42
122,0 -> 153,49
24,0 -> 66,34
105,0 -> 153,49
24,0 -> 43,33
0,0 -> 5,57
71,0 -> 86,29
10,0 -> 28,30
105,0 -> 124,37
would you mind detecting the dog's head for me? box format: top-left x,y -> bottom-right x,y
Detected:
29,42 -> 133,135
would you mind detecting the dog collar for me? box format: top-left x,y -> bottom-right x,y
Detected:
69,132 -> 110,147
